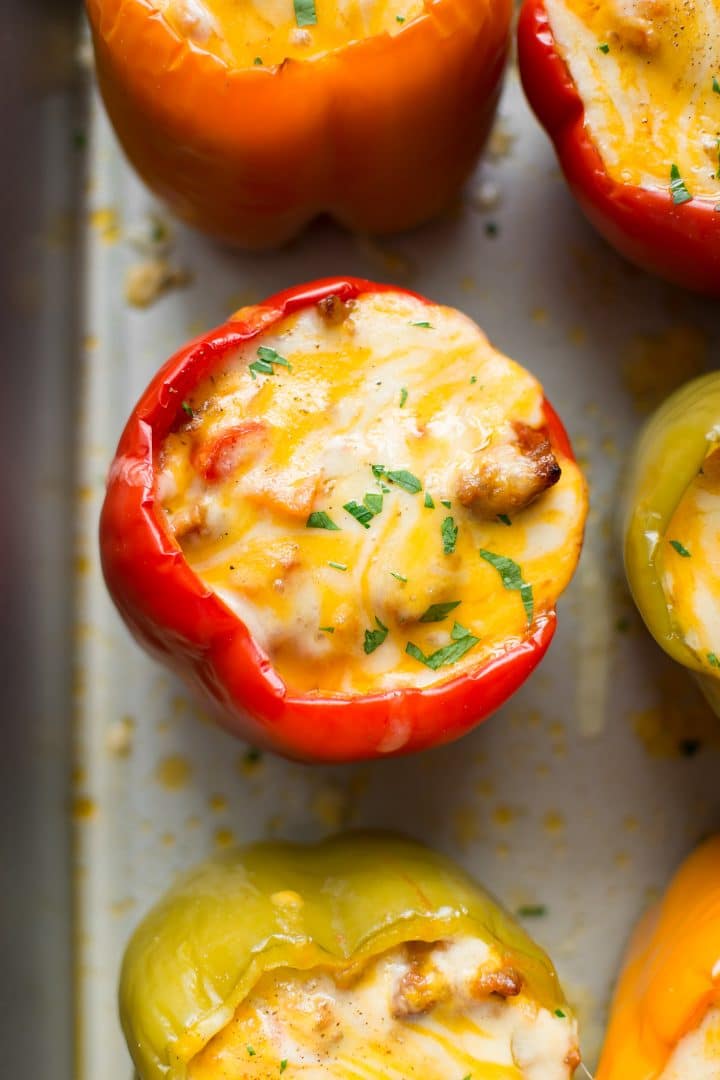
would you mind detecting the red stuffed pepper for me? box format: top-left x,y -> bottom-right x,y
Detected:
518,0 -> 720,294
100,277 -> 587,762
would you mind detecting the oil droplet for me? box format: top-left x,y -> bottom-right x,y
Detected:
72,796 -> 97,821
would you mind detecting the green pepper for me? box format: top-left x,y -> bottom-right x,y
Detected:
120,833 -> 576,1079
623,372 -> 720,715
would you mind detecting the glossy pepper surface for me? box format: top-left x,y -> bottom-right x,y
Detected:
120,832 -> 573,1080
517,0 -> 720,295
596,836 -> 720,1079
623,372 -> 720,717
99,276 -> 580,763
84,0 -> 511,249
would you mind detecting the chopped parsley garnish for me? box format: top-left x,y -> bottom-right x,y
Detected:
554,1009 -> 566,1019
479,549 -> 534,623
462,1075 -> 472,1080
249,345 -> 292,379
484,221 -> 499,238
410,320 -> 433,328
669,164 -> 692,205
328,561 -> 348,571
390,571 -> 408,583
181,400 -> 194,418
597,41 -> 610,52
497,513 -> 512,526
419,600 -> 461,622
399,386 -> 408,408
371,464 -> 386,478
424,492 -> 435,509
470,375 -> 478,384
364,617 -> 389,654
320,626 -> 335,634
253,56 -> 263,65
441,516 -> 458,555
396,13 -> 406,21
364,492 -> 383,515
344,500 -> 375,528
517,904 -> 547,917
669,539 -> 691,557
708,652 -> 720,668
280,1064 -> 288,1076
247,1046 -> 256,1056
714,76 -> 720,93
306,511 -> 340,530
441,499 -> 452,509
386,469 -> 422,493
406,622 -> 480,670
293,0 -> 317,25
616,615 -> 631,633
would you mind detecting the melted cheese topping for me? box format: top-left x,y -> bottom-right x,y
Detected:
155,0 -> 424,67
188,936 -> 580,1079
659,1004 -> 720,1078
157,291 -> 586,696
659,444 -> 720,677
545,0 -> 720,196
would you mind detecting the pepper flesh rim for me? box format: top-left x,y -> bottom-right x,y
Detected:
100,276 -> 581,762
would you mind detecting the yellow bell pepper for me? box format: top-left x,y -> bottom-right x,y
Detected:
623,372 -> 720,716
119,832 -> 581,1078
596,836 -> 720,1079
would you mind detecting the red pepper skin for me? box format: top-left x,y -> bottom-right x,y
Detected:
517,0 -> 720,295
100,276 -> 572,763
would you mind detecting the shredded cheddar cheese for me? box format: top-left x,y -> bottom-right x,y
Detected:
156,0 -> 424,66
188,936 -> 579,1079
545,0 -> 720,197
658,443 -> 720,674
157,291 -> 586,695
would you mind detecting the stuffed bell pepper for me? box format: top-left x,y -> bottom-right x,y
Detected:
518,0 -> 720,293
120,832 -> 582,1079
84,0 -> 511,249
99,277 -> 588,762
597,835 -> 720,1079
623,372 -> 720,717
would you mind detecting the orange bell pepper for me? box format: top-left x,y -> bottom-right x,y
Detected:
597,836 -> 720,1079
84,0 -> 511,248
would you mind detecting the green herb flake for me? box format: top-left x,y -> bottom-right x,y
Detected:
364,617 -> 389,655
73,130 -> 87,150
280,1064 -> 288,1076
517,904 -> 548,917
253,56 -> 264,65
293,0 -> 317,26
669,539 -> 691,557
616,615 -> 631,633
320,626 -> 335,634
479,549 -> 534,623
244,747 -> 263,765
328,561 -> 348,571
484,221 -> 499,238
555,1009 -> 566,1019
708,652 -> 720,668
441,499 -> 452,509
399,386 -> 408,408
497,513 -> 512,526
306,511 -> 340,531
462,1075 -> 472,1080
714,76 -> 720,93
669,164 -> 692,205
441,516 -> 458,555
181,400 -> 195,418
371,464 -> 386,478
410,320 -> 433,328
364,492 -> 383,515
470,375 -> 478,384
424,492 -> 435,509
256,345 -> 291,371
419,600 -> 461,622
390,571 -> 408,583
344,500 -> 375,528
386,469 -> 422,494
247,1046 -> 256,1057
597,41 -> 610,52
396,13 -> 406,21
406,622 -> 479,671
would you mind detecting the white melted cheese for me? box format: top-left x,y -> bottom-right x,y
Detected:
155,0 -> 424,66
658,445 -> 720,676
188,936 -> 580,1079
659,1004 -> 720,1079
545,0 -> 720,197
157,291 -> 586,696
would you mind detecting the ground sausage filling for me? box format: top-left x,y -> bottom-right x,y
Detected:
157,290 -> 587,695
188,936 -> 581,1079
